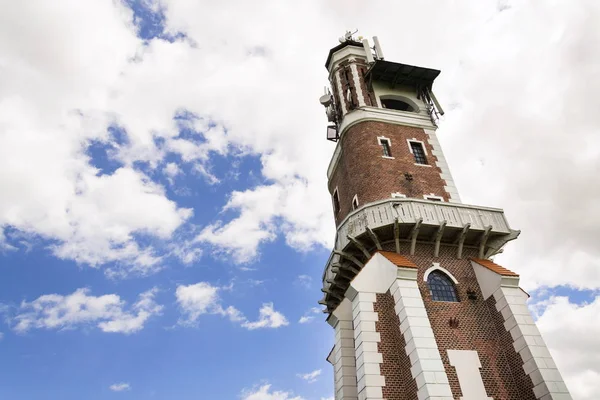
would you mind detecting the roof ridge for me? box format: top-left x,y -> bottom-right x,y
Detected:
377,251 -> 418,268
471,258 -> 519,277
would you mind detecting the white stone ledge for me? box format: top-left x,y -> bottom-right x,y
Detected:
357,362 -> 382,378
334,356 -> 356,372
392,286 -> 421,300
336,329 -> 355,341
357,374 -> 385,393
398,306 -> 429,321
352,301 -> 375,314
357,386 -> 383,400
355,341 -> 378,358
409,348 -> 444,364
355,351 -> 383,370
354,321 -> 376,337
404,326 -> 436,342
400,316 -> 432,333
337,385 -> 358,398
353,311 -> 379,324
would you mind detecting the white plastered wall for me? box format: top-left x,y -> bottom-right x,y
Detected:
471,261 -> 572,400
345,253 -> 452,400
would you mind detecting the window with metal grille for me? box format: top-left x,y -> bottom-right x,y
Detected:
410,142 -> 428,164
333,190 -> 341,215
380,139 -> 392,157
427,270 -> 459,302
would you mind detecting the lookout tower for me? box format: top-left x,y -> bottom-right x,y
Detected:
319,32 -> 572,400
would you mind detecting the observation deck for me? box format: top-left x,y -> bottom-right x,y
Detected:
320,198 -> 519,313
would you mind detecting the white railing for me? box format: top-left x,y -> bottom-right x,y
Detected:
334,198 -> 510,254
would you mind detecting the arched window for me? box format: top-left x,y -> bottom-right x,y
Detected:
381,98 -> 415,112
427,270 -> 459,302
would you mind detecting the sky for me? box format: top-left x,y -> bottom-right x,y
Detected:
0,0 -> 599,399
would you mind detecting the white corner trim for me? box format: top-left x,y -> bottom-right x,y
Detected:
350,63 -> 366,107
351,293 -> 384,399
390,278 -> 453,400
334,70 -> 348,115
423,128 -> 462,204
492,287 -> 572,399
407,138 -> 429,155
391,192 -> 406,198
330,298 -> 359,400
423,263 -> 459,284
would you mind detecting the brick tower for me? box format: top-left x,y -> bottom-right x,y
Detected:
319,32 -> 572,400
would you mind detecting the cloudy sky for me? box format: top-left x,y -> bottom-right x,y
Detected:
0,0 -> 598,399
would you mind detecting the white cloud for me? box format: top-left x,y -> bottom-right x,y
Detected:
320,397 -> 333,400
298,307 -> 321,324
296,369 -> 321,384
11,287 -> 162,334
533,294 -> 600,400
240,384 -> 304,400
1,0 -> 599,295
295,275 -> 312,289
241,303 -> 289,331
196,181 -> 333,263
109,383 -> 131,392
163,162 -> 181,183
176,282 -> 288,330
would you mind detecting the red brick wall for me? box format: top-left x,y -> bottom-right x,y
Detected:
376,242 -> 536,399
374,291 -> 418,400
328,121 -> 450,225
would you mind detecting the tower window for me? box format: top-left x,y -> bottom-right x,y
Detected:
377,137 -> 393,158
381,98 -> 415,112
409,141 -> 428,165
351,195 -> 359,210
332,189 -> 341,215
427,270 -> 459,302
424,195 -> 443,202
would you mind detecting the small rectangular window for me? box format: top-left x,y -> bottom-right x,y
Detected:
352,195 -> 359,210
410,142 -> 428,165
333,190 -> 341,214
381,139 -> 392,157
424,195 -> 443,202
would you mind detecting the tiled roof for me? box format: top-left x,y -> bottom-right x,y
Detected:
471,258 -> 519,277
378,251 -> 418,268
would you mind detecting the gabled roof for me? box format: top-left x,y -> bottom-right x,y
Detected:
471,258 -> 519,277
378,251 -> 418,269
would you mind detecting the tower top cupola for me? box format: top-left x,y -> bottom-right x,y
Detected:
320,32 -> 446,144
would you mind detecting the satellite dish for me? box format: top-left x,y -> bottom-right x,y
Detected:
319,94 -> 332,107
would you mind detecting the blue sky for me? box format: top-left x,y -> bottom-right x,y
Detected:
1,0 -> 600,399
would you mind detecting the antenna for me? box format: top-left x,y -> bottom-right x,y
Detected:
362,39 -> 375,63
338,29 -> 359,43
372,36 -> 385,60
